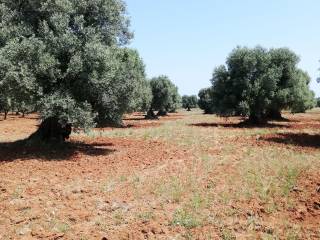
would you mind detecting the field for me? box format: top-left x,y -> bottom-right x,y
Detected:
0,110 -> 319,239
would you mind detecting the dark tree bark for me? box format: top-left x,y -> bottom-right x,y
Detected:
266,109 -> 283,120
157,109 -> 167,116
28,117 -> 72,143
248,113 -> 267,125
145,109 -> 158,120
187,106 -> 191,111
4,110 -> 8,120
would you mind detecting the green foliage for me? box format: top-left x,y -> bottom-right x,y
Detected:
149,76 -> 181,114
171,208 -> 201,229
39,92 -> 95,131
132,78 -> 152,112
316,98 -> 320,107
198,88 -> 214,114
0,94 -> 12,118
0,0 -> 147,129
209,46 -> 315,122
182,95 -> 198,109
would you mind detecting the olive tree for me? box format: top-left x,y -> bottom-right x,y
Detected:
209,46 -> 315,123
316,97 -> 320,108
0,0 -> 148,141
198,88 -> 214,114
182,95 -> 198,111
147,75 -> 180,118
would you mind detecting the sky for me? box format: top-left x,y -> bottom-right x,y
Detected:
126,0 -> 320,97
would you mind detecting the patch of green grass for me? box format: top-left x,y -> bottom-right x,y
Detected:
119,175 -> 127,182
137,211 -> 154,222
220,228 -> 236,240
155,176 -> 185,203
279,165 -> 300,197
112,210 -> 125,225
189,192 -> 210,210
171,208 -> 202,229
240,148 -> 312,205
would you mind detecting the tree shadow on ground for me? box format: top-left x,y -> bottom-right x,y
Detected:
190,121 -> 290,129
262,133 -> 320,149
0,139 -> 115,162
122,117 -> 149,121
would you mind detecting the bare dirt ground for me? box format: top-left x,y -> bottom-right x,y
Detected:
0,110 -> 319,239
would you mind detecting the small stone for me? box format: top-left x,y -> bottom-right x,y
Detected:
292,186 -> 302,192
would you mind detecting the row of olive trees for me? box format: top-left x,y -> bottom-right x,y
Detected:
0,97 -> 35,120
198,46 -> 316,123
0,0 -> 181,142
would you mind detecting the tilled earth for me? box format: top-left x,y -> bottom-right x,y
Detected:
0,112 -> 319,239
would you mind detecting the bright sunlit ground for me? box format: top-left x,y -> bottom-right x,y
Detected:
0,109 -> 319,239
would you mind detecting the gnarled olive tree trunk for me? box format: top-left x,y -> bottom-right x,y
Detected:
28,117 -> 72,143
266,109 -> 283,120
145,108 -> 158,120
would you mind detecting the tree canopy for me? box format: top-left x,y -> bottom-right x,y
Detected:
182,95 -> 197,111
0,0 -> 149,140
148,76 -> 181,116
209,46 -> 315,123
198,88 -> 214,114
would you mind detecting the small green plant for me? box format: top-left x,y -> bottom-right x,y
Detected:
171,208 -> 201,229
190,192 -> 209,210
220,228 -> 236,240
53,222 -> 70,233
119,175 -> 127,182
112,210 -> 125,225
155,176 -> 185,203
280,166 -> 299,197
137,211 -> 154,222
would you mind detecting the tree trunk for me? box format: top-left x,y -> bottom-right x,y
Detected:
157,109 -> 167,116
187,106 -> 191,111
145,109 -> 158,119
266,109 -> 283,120
248,114 -> 266,125
4,111 -> 8,120
28,117 -> 72,143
